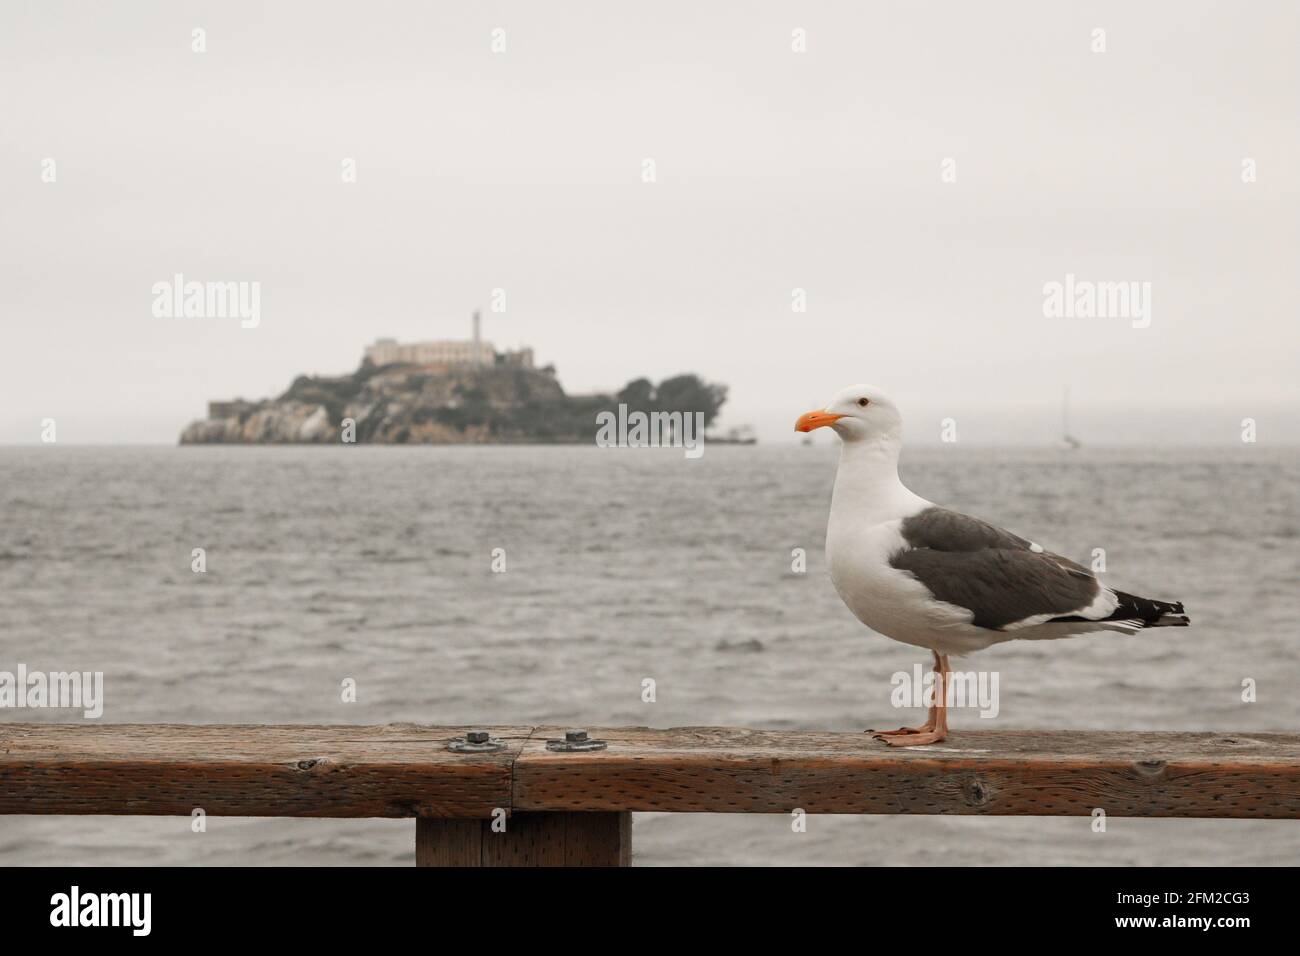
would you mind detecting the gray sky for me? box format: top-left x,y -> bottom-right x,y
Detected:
2,1 -> 1297,444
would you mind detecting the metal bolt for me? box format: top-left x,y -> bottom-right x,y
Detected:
547,729 -> 607,753
448,730 -> 506,754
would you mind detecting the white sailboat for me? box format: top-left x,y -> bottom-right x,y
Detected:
1060,386 -> 1082,450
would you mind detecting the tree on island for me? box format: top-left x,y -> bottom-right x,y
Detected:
615,377 -> 655,413
653,374 -> 728,428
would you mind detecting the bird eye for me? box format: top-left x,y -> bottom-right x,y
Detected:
857,397 -> 870,407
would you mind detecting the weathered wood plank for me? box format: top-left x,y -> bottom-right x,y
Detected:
513,727 -> 1300,819
5,724 -> 1299,821
0,724 -> 530,818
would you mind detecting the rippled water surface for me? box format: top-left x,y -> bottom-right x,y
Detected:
2,444 -> 1297,865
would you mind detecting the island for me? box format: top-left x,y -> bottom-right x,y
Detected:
180,327 -> 742,445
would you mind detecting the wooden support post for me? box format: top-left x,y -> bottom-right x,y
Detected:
416,812 -> 631,867
415,818 -> 483,866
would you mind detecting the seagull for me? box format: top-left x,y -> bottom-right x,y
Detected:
796,384 -> 1189,747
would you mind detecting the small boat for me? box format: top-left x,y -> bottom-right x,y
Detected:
1060,386 -> 1082,450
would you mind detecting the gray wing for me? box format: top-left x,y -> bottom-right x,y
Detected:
890,507 -> 1102,630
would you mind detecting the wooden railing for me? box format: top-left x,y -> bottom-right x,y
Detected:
2,724 -> 1298,865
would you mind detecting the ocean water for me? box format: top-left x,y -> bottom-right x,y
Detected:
1,444 -> 1297,866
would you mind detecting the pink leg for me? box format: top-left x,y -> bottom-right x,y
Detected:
873,653 -> 951,747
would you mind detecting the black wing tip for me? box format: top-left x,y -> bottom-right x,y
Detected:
1115,591 -> 1189,625
1049,596 -> 1191,629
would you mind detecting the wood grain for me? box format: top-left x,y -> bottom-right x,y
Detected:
415,818 -> 482,865
416,813 -> 631,866
513,727 -> 1300,819
0,724 -> 529,818
4,723 -> 1298,821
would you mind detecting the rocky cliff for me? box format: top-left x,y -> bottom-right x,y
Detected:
180,361 -> 646,444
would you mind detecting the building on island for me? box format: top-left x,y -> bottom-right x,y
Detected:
365,337 -> 496,367
364,310 -> 534,369
204,312 -> 542,424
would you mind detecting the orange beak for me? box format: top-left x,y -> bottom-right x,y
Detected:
795,410 -> 843,432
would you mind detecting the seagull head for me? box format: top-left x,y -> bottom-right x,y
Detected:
795,384 -> 903,442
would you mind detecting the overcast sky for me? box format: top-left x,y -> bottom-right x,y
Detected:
2,1 -> 1297,445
